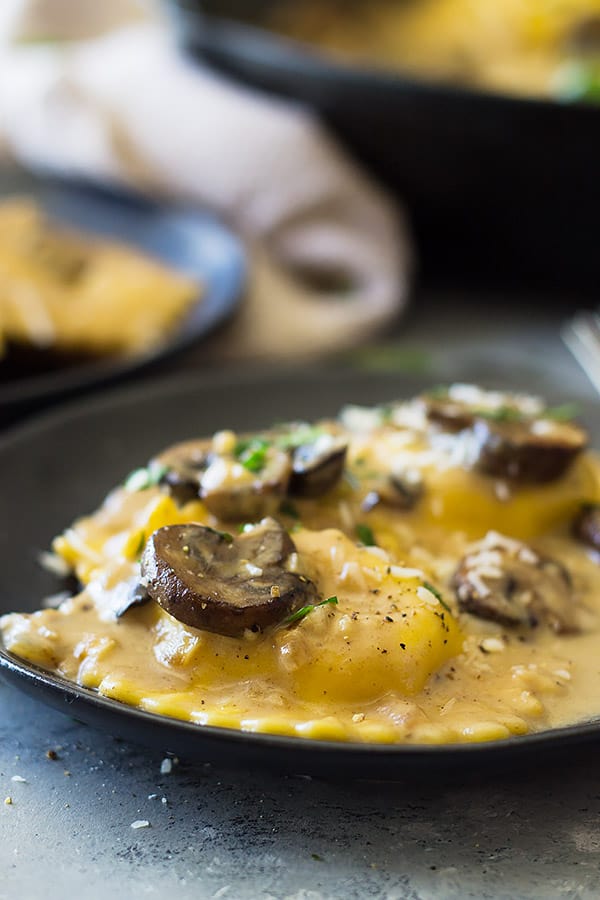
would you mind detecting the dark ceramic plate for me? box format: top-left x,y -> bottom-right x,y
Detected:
169,2 -> 600,291
1,369 -> 600,777
0,170 -> 245,422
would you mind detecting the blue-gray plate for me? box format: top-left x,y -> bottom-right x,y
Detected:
0,171 -> 245,420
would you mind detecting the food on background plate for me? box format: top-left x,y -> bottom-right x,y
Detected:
3,384 -> 600,745
0,199 -> 198,379
265,0 -> 600,103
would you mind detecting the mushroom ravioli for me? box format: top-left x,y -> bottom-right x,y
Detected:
4,384 -> 600,745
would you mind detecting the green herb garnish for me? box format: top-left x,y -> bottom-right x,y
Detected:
378,403 -> 395,423
134,531 -> 146,559
344,469 -> 361,491
472,406 -> 523,423
554,59 -> 600,104
234,437 -> 271,473
284,596 -> 338,625
275,425 -> 326,450
542,403 -> 581,422
349,344 -> 432,374
423,580 -> 452,613
204,527 -> 233,543
426,384 -> 450,400
124,462 -> 169,492
356,523 -> 376,546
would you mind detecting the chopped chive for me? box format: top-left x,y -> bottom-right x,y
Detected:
378,403 -> 395,423
542,403 -> 581,422
553,59 -> 600,103
276,425 -> 326,450
349,344 -> 432,374
204,526 -> 233,543
238,523 -> 255,533
124,462 -> 169,492
426,384 -> 450,400
356,523 -> 376,546
344,469 -> 360,491
133,531 -> 146,559
234,437 -> 271,473
472,406 -> 523,423
423,580 -> 452,613
284,596 -> 338,625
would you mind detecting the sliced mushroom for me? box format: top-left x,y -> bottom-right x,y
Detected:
573,503 -> 600,554
361,470 -> 423,512
157,437 -> 292,521
157,439 -> 210,505
141,518 -> 317,637
288,434 -> 347,498
200,444 -> 291,521
472,418 -> 587,483
452,533 -> 577,633
421,389 -> 587,484
422,396 -> 475,433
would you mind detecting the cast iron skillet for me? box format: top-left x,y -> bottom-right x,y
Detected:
1,368 -> 600,778
168,1 -> 600,292
0,169 -> 245,425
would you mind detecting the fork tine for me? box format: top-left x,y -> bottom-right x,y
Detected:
562,312 -> 600,397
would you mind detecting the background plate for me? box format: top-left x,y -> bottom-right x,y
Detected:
1,368 -> 600,778
0,169 -> 246,422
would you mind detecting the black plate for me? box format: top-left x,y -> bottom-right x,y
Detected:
0,170 -> 245,422
1,368 -> 600,777
169,2 -> 600,292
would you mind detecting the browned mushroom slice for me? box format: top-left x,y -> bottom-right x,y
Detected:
141,518 -> 317,637
573,503 -> 600,553
288,435 -> 347,498
422,388 -> 587,483
473,418 -> 587,483
422,397 -> 475,432
157,439 -> 211,505
452,533 -> 577,633
157,437 -> 292,521
361,470 -> 423,512
200,443 -> 292,521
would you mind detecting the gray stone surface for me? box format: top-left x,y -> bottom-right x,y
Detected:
2,289 -> 600,899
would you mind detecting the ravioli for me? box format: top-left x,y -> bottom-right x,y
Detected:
0,199 -> 198,362
3,385 -> 600,745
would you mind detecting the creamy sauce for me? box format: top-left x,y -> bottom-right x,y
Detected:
3,394 -> 600,745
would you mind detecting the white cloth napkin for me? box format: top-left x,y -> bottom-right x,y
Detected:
0,0 -> 412,360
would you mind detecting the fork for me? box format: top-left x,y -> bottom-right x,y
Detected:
561,311 -> 600,396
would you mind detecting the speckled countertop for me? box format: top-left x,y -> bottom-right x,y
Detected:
2,289 -> 600,900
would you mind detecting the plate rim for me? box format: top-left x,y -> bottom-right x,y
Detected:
2,641 -> 600,769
